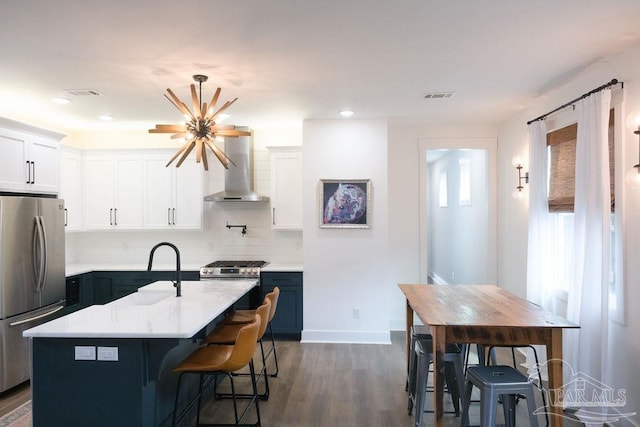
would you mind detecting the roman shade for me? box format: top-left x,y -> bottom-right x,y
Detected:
547,110 -> 615,212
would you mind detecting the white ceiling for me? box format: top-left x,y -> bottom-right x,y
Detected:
1,0 -> 640,132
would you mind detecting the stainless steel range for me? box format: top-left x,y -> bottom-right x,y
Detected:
199,260 -> 268,280
200,260 -> 268,308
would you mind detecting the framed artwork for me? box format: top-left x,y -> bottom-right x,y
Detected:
319,179 -> 371,228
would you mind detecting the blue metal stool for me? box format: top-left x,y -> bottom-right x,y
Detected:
409,338 -> 465,427
461,365 -> 539,427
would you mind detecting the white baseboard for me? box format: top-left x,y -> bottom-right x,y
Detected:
301,329 -> 391,344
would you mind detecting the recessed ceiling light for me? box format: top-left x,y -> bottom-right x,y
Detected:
340,109 -> 354,118
99,115 -> 113,121
52,97 -> 71,105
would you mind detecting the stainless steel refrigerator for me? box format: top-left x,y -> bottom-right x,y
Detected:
0,195 -> 66,392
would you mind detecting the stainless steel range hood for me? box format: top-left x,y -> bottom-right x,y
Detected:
204,130 -> 269,202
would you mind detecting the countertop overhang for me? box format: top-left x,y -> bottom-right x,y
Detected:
23,280 -> 257,339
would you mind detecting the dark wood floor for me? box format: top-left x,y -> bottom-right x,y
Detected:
0,332 -> 583,426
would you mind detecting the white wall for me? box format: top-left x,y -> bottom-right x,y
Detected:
301,119 -> 390,343
497,45 -> 640,425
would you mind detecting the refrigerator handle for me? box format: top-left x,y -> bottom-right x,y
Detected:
9,305 -> 64,327
39,216 -> 48,292
32,216 -> 46,293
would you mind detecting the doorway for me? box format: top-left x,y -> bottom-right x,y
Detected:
418,138 -> 497,284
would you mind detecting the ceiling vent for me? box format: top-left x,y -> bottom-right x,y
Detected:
423,92 -> 455,99
64,89 -> 104,96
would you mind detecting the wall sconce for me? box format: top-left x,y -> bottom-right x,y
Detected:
626,111 -> 640,189
511,156 -> 529,199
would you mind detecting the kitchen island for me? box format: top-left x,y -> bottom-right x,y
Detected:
24,279 -> 257,427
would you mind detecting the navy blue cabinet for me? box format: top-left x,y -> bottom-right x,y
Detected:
260,271 -> 303,340
67,270 -> 199,306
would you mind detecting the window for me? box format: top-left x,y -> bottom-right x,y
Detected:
546,110 -> 617,306
458,158 -> 472,206
438,172 -> 448,207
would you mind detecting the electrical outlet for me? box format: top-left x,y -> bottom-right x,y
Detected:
74,346 -> 96,361
352,307 -> 360,319
97,346 -> 119,361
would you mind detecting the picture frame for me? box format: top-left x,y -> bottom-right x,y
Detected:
319,179 -> 372,228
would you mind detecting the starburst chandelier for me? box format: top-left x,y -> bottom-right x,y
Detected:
148,74 -> 250,170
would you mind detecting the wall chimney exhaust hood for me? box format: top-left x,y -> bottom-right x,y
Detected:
204,131 -> 269,202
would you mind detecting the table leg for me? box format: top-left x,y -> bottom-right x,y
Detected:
546,328 -> 564,427
405,299 -> 413,372
431,325 -> 446,427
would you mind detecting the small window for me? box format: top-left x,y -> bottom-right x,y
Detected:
458,158 -> 472,206
438,172 -> 448,208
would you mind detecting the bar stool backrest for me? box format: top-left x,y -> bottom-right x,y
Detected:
226,315 -> 261,371
266,287 -> 280,322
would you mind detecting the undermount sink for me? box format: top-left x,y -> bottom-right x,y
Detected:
124,291 -> 173,306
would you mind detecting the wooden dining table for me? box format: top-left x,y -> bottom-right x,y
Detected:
399,284 -> 579,427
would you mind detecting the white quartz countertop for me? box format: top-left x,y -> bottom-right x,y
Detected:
261,264 -> 303,272
23,280 -> 257,339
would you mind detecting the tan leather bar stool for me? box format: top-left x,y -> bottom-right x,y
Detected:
203,298 -> 271,400
172,315 -> 262,427
223,287 -> 280,377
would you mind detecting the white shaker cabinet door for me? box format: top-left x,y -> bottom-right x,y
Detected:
172,159 -> 203,229
84,157 -> 116,229
269,147 -> 302,230
0,129 -> 28,192
28,136 -> 59,193
59,149 -> 82,231
144,156 -> 174,229
113,158 -> 144,229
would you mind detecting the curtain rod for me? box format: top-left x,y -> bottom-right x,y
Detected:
526,78 -> 622,125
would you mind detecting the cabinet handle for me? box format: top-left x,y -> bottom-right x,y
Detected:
110,209 -> 113,225
64,208 -> 68,227
172,208 -> 176,225
31,161 -> 35,184
272,208 -> 275,225
26,161 -> 30,184
114,208 -> 118,226
168,208 -> 171,226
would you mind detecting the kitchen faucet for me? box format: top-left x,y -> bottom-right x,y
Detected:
147,242 -> 182,297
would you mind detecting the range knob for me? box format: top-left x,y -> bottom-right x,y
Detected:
240,268 -> 246,274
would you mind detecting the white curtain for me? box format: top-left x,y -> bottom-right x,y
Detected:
526,119 -> 553,310
566,90 -> 611,394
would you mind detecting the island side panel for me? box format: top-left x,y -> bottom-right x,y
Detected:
31,337 -> 199,427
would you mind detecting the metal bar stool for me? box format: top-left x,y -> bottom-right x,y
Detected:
172,315 -> 262,427
461,365 -> 539,427
486,345 -> 549,427
224,287 -> 280,377
409,338 -> 465,427
203,298 -> 272,400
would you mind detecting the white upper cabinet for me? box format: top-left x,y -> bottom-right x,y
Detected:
0,119 -> 63,194
268,146 -> 302,230
143,153 -> 203,230
59,148 -> 82,231
83,154 -> 144,230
